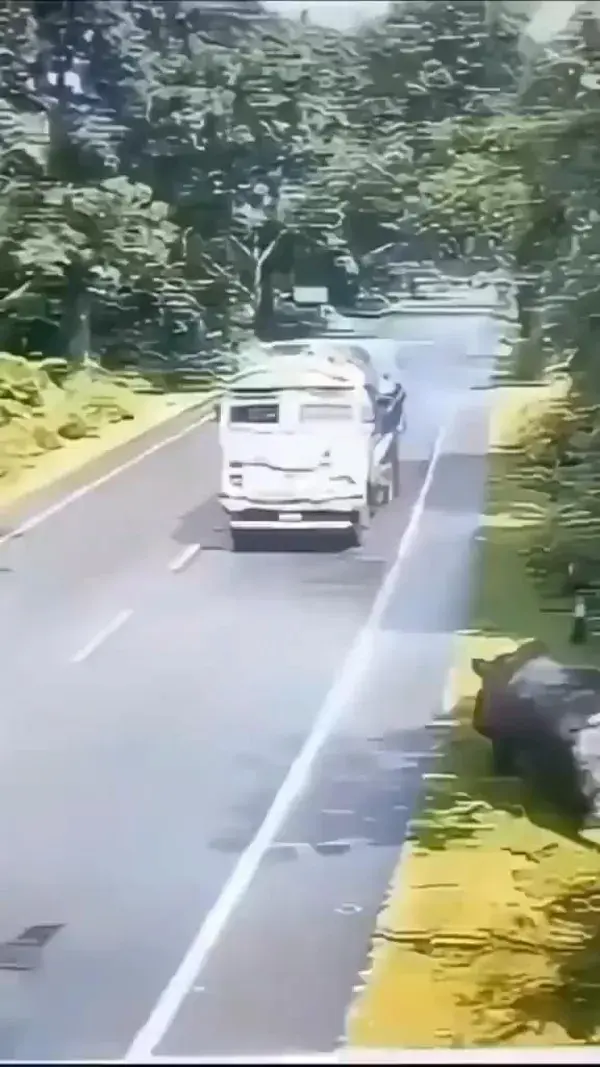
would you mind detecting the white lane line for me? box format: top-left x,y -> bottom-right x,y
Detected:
169,544 -> 202,574
71,609 -> 133,664
124,423 -> 448,1062
0,407 -> 215,549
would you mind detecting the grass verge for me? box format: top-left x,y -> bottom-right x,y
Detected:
347,378 -> 600,1049
0,355 -> 214,509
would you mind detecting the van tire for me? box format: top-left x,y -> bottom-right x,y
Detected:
231,529 -> 248,552
350,521 -> 363,549
368,482 -> 388,512
350,507 -> 369,548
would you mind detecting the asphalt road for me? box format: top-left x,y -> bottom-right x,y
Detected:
0,310 -> 499,1061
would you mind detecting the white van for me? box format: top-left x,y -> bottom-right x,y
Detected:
219,356 -> 378,549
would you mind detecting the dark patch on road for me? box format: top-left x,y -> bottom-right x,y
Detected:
209,728 -> 441,859
154,729 -> 441,1059
239,534 -> 356,555
173,494 -> 226,548
313,841 -> 355,856
0,925 -> 64,972
209,835 -> 251,854
262,843 -> 302,863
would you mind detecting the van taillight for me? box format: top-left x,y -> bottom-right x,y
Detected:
229,462 -> 243,487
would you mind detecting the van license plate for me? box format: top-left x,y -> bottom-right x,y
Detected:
281,512 -> 302,522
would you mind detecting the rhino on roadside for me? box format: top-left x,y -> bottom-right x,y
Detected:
472,640 -> 600,825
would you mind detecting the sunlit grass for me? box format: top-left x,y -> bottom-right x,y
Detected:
0,355 -> 210,507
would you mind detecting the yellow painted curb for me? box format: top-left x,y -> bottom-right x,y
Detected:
346,378 -> 600,1049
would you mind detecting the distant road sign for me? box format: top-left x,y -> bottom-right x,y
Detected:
293,286 -> 329,306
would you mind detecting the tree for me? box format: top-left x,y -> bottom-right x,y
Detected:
0,0 -> 564,372
0,0 -> 358,362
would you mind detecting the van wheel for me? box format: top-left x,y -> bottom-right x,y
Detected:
350,507 -> 369,548
231,529 -> 248,552
350,521 -> 363,549
375,484 -> 391,508
368,483 -> 389,512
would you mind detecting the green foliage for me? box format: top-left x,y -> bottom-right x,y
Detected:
0,0 -> 594,388
0,0 -> 370,365
0,351 -> 148,483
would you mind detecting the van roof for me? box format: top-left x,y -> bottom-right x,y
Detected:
231,355 -> 363,394
241,337 -> 374,364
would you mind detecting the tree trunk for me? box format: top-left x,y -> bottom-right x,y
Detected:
252,236 -> 281,340
516,278 -> 538,339
61,268 -> 91,364
71,290 -> 92,365
253,266 -> 274,340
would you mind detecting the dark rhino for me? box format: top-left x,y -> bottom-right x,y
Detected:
472,640 -> 600,824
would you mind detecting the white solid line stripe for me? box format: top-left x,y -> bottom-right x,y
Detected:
168,544 -> 202,573
124,424 -> 447,1062
0,407 -> 215,550
71,609 -> 133,664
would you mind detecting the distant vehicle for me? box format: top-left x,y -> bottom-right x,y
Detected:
334,292 -> 391,318
218,353 -> 402,550
292,286 -> 329,306
268,294 -> 334,340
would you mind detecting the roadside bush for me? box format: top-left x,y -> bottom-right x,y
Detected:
0,352 -> 149,480
505,373 -> 600,597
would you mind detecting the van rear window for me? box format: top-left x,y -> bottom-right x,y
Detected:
229,403 -> 279,424
300,404 -> 353,422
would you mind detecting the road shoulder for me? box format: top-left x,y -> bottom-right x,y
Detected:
346,378 -> 600,1049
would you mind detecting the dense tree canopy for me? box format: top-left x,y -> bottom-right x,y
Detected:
0,0 -> 598,381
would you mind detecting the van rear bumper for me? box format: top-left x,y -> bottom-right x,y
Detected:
221,500 -> 361,531
231,517 -> 354,531
227,516 -> 350,533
